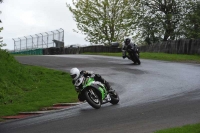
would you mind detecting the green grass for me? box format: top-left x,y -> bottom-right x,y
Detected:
154,123 -> 200,133
0,49 -> 77,119
82,52 -> 200,64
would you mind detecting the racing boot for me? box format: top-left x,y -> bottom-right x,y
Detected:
104,81 -> 115,93
96,74 -> 115,93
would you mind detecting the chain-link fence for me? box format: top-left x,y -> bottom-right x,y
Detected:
12,28 -> 64,52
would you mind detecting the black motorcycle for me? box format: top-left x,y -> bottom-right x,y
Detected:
122,47 -> 141,65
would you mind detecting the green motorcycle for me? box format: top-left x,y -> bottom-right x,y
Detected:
74,75 -> 119,109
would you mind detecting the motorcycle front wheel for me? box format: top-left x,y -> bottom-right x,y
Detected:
84,88 -> 101,109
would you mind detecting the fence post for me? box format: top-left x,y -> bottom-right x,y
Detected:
45,32 -> 49,48
40,33 -> 43,48
24,36 -> 27,50
30,35 -> 34,50
51,31 -> 55,47
57,30 -> 61,41
60,28 -> 64,42
35,34 -> 39,48
18,38 -> 21,51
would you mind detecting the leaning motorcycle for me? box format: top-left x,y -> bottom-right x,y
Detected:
122,47 -> 141,65
74,75 -> 119,109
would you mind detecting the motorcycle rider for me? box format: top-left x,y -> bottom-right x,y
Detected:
122,38 -> 139,60
70,67 -> 114,94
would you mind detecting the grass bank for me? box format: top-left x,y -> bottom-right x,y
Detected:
0,49 -> 77,119
82,52 -> 200,64
154,123 -> 200,133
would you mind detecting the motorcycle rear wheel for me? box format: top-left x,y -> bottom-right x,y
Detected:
137,58 -> 141,65
109,91 -> 119,105
84,88 -> 101,109
133,53 -> 141,65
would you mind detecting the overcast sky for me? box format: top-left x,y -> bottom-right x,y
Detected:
0,0 -> 88,50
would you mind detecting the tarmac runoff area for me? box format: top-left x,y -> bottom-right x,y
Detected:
1,102 -> 83,121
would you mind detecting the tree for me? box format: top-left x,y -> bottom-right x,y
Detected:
66,0 -> 136,45
0,0 -> 6,48
131,0 -> 197,45
181,1 -> 200,39
0,28 -> 6,48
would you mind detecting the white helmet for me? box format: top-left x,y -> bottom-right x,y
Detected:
70,67 -> 80,80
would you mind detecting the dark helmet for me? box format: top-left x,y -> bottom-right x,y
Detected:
124,38 -> 131,45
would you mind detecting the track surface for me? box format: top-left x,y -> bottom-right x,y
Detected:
0,55 -> 200,133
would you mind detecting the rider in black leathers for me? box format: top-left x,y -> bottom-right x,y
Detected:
122,38 -> 139,60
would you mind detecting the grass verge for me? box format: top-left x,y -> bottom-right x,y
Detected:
82,52 -> 200,64
0,50 -> 77,120
154,123 -> 200,133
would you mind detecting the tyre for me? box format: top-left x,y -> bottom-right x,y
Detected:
134,53 -> 141,65
130,54 -> 136,64
84,88 -> 101,109
109,91 -> 119,105
137,57 -> 141,65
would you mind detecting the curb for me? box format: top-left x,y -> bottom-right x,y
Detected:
1,102 -> 83,120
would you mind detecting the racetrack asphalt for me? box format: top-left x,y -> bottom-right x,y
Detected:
0,54 -> 200,133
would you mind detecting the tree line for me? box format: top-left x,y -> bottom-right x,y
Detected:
0,0 -> 6,48
67,0 -> 200,46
